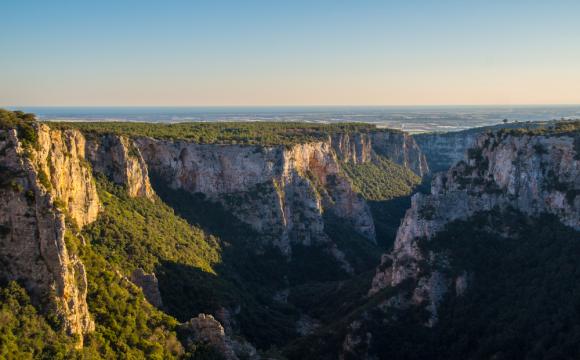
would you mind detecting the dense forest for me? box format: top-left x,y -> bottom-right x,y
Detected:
286,210 -> 580,360
341,155 -> 420,201
50,121 -> 394,145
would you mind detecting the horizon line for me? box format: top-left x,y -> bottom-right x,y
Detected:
6,103 -> 580,109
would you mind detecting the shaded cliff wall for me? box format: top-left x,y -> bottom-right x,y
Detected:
136,138 -> 374,256
413,131 -> 479,173
371,131 -> 580,321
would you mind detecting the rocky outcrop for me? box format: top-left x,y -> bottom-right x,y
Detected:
35,124 -> 101,227
135,130 -> 427,257
181,314 -> 259,360
86,134 -> 154,198
370,131 -> 580,321
131,268 -> 163,308
0,128 -> 94,344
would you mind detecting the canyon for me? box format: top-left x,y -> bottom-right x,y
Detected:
1,110 -> 579,359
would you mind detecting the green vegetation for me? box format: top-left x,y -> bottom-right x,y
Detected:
0,281 -> 79,359
0,109 -> 38,148
0,175 -> 232,359
368,210 -> 580,359
496,119 -> 580,137
80,241 -> 185,359
341,155 -> 421,201
322,212 -> 382,272
49,121 -> 396,145
82,176 -> 221,274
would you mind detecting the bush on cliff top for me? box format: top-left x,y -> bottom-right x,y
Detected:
496,119 -> 580,137
0,109 -> 38,147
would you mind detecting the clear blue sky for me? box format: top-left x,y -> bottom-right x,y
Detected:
2,0 -> 580,106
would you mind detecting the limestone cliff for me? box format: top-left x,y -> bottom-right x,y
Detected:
0,124 -> 156,345
369,131 -> 429,177
86,134 -> 154,199
370,130 -> 580,321
35,124 -> 101,227
135,130 -> 426,257
413,121 -> 551,173
136,138 -> 374,257
330,131 -> 429,176
0,127 -> 95,343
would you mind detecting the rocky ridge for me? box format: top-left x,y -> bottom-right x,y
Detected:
370,130 -> 580,322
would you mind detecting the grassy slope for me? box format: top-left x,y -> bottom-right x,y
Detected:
0,110 -> 423,356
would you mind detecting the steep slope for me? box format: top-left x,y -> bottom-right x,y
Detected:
341,122 -> 579,359
0,111 -> 216,358
1,111 -> 432,357
371,125 -> 580,307
137,138 -> 375,258
284,122 -> 580,360
134,128 -> 426,260
0,124 -> 96,344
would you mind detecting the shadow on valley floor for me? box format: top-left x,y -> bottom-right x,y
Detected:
148,171 -> 416,350
155,259 -> 299,349
369,177 -> 433,250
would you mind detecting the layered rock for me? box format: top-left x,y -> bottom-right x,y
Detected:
369,131 -> 429,177
0,128 -> 94,344
135,130 -> 427,257
370,131 -> 580,321
413,130 -> 479,173
413,121 -> 550,173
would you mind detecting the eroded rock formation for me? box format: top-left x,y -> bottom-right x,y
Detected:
136,138 -> 375,256
370,131 -> 580,322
